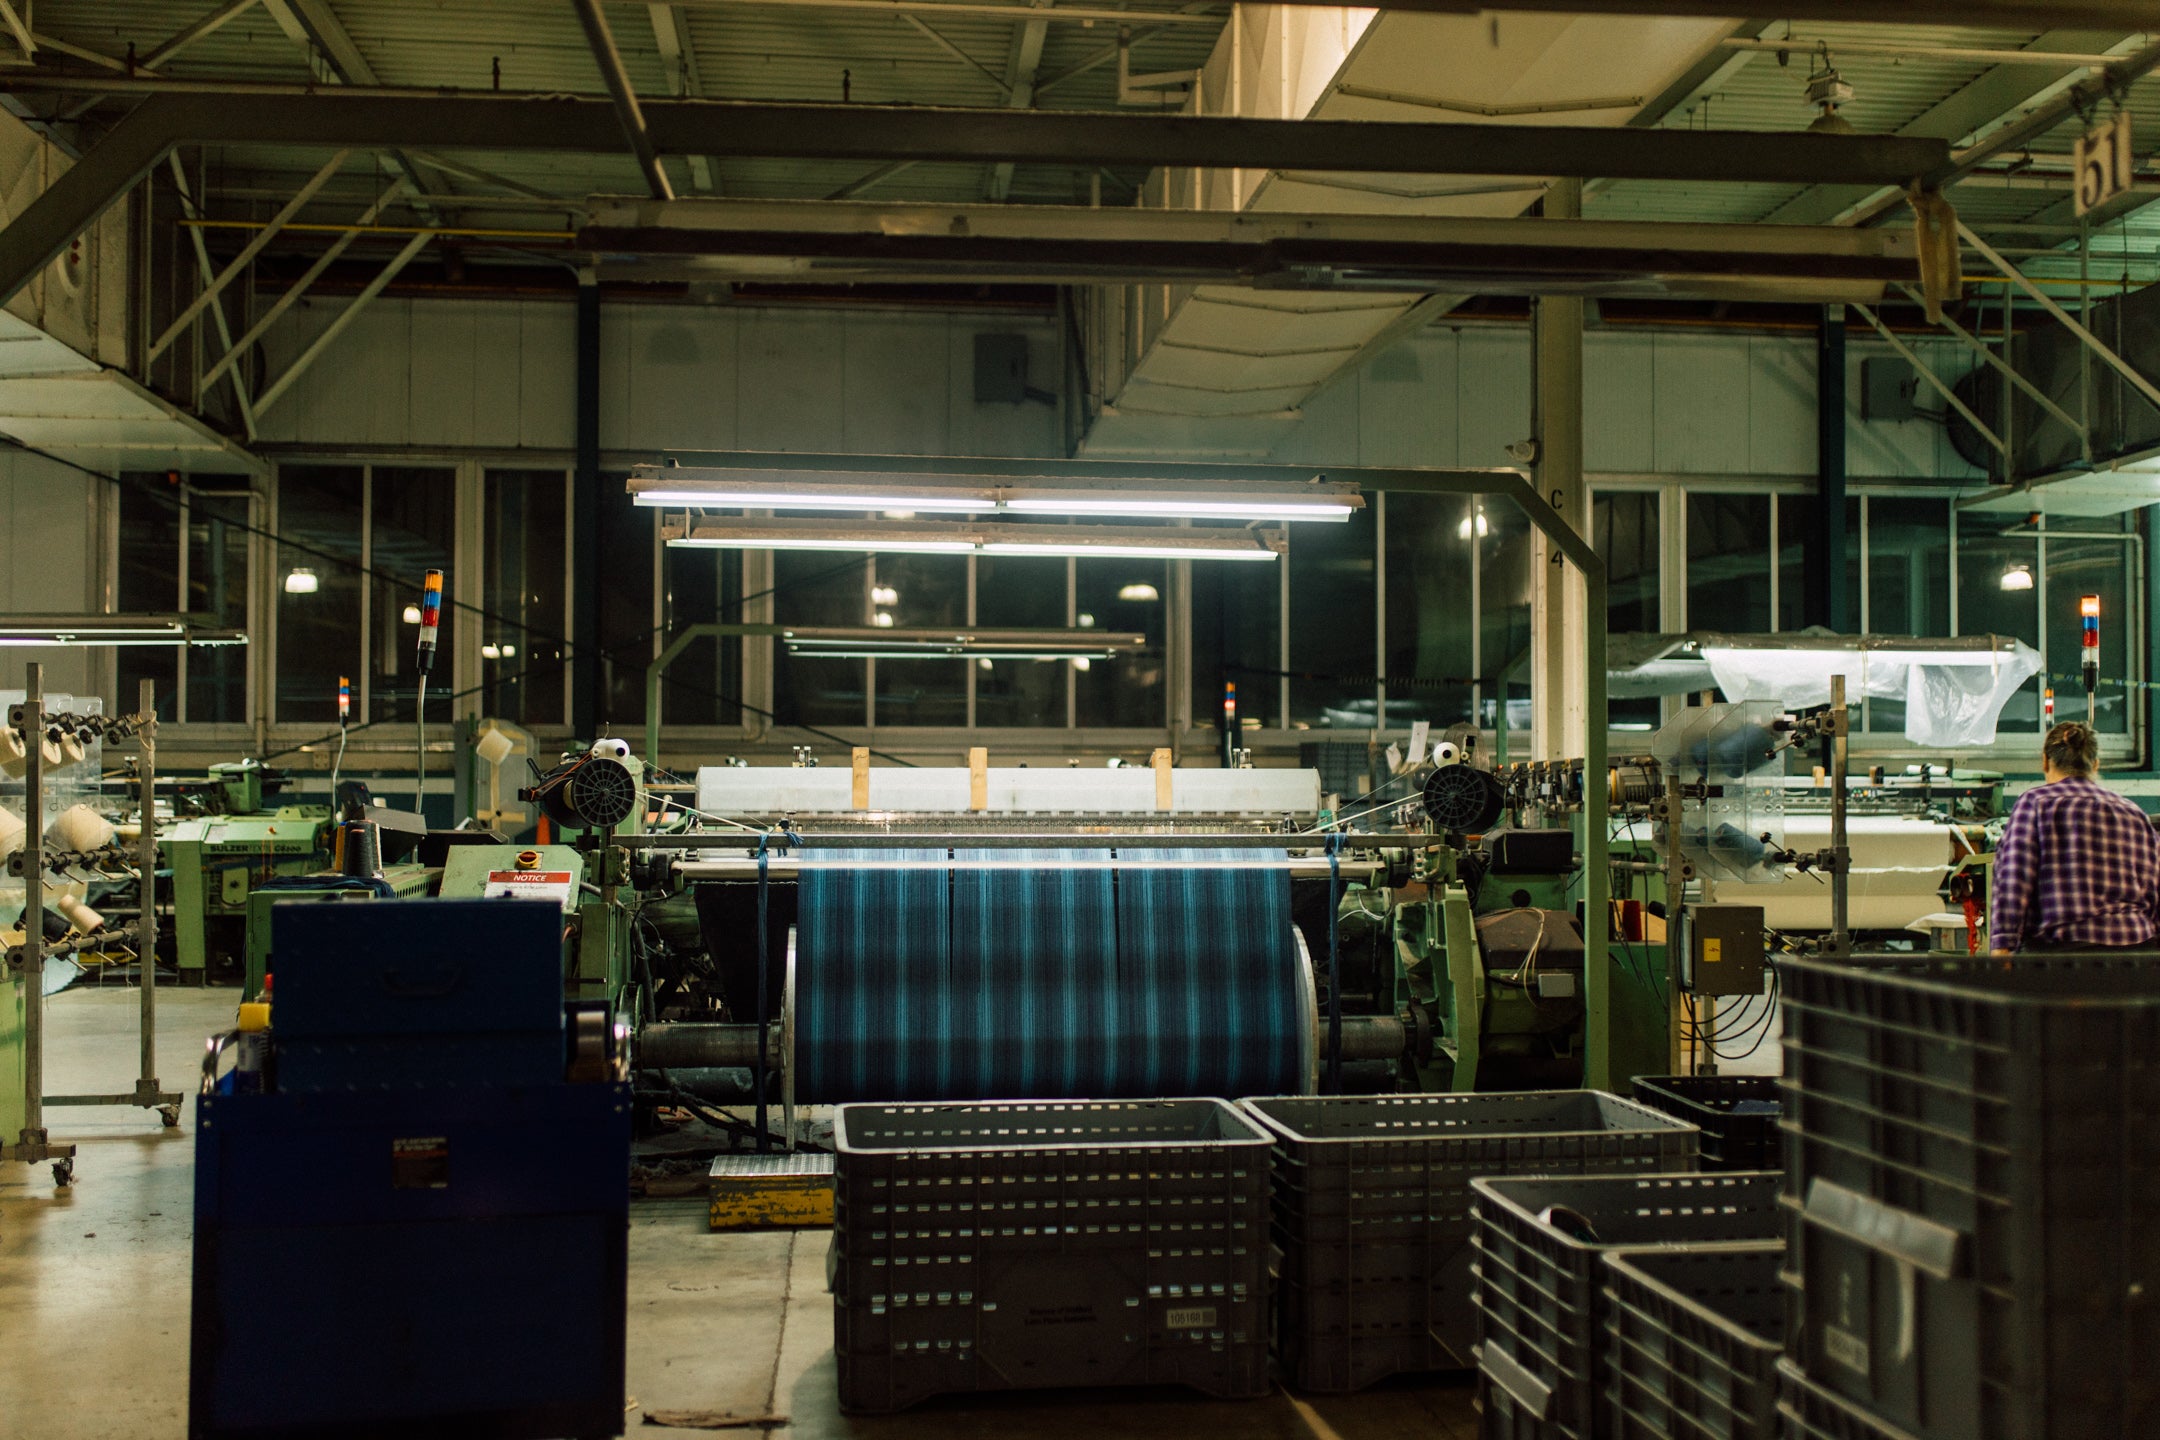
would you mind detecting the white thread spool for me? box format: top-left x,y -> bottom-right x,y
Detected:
0,727 -> 26,778
475,725 -> 516,766
0,807 -> 23,863
45,804 -> 117,854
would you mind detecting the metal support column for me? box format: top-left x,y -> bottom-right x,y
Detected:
1531,178 -> 1588,763
571,272 -> 603,740
1815,305 -> 1850,632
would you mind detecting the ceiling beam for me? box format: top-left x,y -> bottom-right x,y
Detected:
571,0 -> 676,200
579,196 -> 1924,302
0,92 -> 1954,307
259,0 -> 451,216
648,3 -> 717,192
986,0 -> 1053,202
1260,0 -> 2160,27
143,0 -> 263,68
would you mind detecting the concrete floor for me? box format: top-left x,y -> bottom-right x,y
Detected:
0,986 -> 1481,1440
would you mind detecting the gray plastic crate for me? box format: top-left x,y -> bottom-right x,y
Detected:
1471,1171 -> 1781,1440
830,1098 -> 1272,1413
1243,1091 -> 1699,1393
1602,1243 -> 1783,1440
1631,1076 -> 1781,1171
1777,955 -> 2160,1440
1776,1361 -> 1914,1440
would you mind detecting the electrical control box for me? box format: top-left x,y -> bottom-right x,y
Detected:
1686,903 -> 1766,997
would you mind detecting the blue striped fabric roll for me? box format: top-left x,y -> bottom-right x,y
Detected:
794,847 -> 1302,1102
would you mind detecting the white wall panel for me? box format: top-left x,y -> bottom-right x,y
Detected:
515,303 -> 576,450
1454,329 -> 1532,471
1652,331 -> 1750,474
0,448 -> 101,695
842,315 -> 950,455
1270,366 -> 1360,464
1357,332 -> 1458,468
618,306 -> 740,453
408,300 -> 477,447
1585,330 -> 1654,473
945,318 -> 1061,457
1747,335 -> 1816,475
469,303 -> 527,449
1846,338 -> 1937,478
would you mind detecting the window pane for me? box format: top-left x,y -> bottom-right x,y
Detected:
1384,493 -> 1475,731
1955,530 -> 2041,734
482,469 -> 567,727
1191,560 -> 1278,738
596,478 -> 653,729
1482,505 -> 1532,734
186,490 -> 251,724
1596,492 -> 1661,729
1776,495 -> 1861,633
1687,494 -> 1771,634
116,477 -> 181,721
774,547 -> 867,728
369,467 -> 456,724
1289,506 -> 1376,729
873,554 -> 967,726
1864,497 -> 1952,734
976,553 -> 1067,727
2046,534 -> 2133,735
276,464 -> 364,723
661,546 -> 741,728
1076,560 -> 1166,727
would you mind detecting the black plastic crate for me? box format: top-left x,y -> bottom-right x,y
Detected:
1776,1361 -> 1916,1440
1631,1075 -> 1781,1171
1776,955 -> 2160,1440
1602,1243 -> 1783,1440
831,1098 -> 1273,1413
1471,1171 -> 1781,1440
1242,1091 -> 1699,1392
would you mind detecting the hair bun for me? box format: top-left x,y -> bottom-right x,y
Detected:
2044,721 -> 2099,776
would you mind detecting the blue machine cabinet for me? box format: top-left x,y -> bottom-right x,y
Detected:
190,902 -> 630,1440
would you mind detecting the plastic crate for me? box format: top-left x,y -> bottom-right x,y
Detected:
1242,1091 -> 1699,1392
1471,1171 -> 1781,1440
829,1098 -> 1272,1413
1601,1243 -> 1783,1440
1776,955 -> 2160,1440
1776,1361 -> 1917,1440
1631,1076 -> 1781,1171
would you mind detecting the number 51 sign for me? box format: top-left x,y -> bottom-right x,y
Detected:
2075,112 -> 2134,217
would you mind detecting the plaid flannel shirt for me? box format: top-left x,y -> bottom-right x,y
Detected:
1989,778 -> 2160,951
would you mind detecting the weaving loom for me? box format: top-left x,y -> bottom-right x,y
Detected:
794,848 -> 1311,1102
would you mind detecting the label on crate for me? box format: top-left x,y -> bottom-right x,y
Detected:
482,870 -> 576,910
1822,1323 -> 1871,1378
392,1135 -> 449,1190
1165,1306 -> 1218,1330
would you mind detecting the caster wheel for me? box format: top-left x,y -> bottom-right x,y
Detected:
158,1105 -> 181,1129
51,1159 -> 74,1187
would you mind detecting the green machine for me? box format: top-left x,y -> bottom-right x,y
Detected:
167,812 -> 334,980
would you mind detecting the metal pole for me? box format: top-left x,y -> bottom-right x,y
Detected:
18,665 -> 44,1146
1829,673 -> 1850,954
135,678 -> 160,1106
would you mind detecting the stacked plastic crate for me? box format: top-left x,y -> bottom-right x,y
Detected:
1471,1171 -> 1784,1440
1242,1091 -> 1699,1392
1774,955 -> 2160,1440
830,1098 -> 1274,1413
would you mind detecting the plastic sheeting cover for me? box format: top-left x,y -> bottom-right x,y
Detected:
1700,642 -> 2042,747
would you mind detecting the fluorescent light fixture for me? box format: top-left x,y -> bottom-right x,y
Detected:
629,467 -> 1359,523
664,516 -> 1286,562
780,624 -> 1145,661
0,613 -> 248,647
1117,583 -> 1161,602
284,567 -> 319,594
2000,563 -> 2034,592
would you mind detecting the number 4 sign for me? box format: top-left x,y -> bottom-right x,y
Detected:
2075,112 -> 2134,217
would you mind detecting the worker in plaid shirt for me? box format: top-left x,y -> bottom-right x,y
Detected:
1990,722 -> 2160,954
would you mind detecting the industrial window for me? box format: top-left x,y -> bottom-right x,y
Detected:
874,553 -> 969,727
1075,558 -> 1167,728
1288,502 -> 1379,729
1384,491 -> 1477,733
1597,491 -> 1662,730
1191,551 -> 1280,739
116,475 -> 254,726
660,543 -> 742,728
976,551 -> 1070,727
367,468 -> 456,724
595,473 -> 656,731
1686,494 -> 1772,635
480,467 -> 570,728
273,464 -> 364,724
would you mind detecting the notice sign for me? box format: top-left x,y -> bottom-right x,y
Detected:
2076,112 -> 2134,216
482,869 -> 576,910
